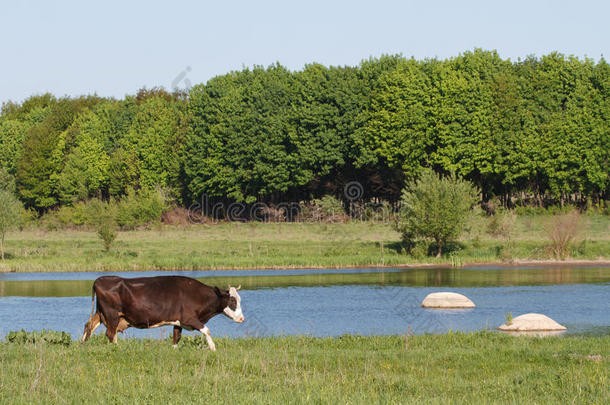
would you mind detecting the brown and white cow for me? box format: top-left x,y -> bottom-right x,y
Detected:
81,275 -> 244,351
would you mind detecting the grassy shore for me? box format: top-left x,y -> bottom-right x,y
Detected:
1,332 -> 608,404
0,214 -> 609,272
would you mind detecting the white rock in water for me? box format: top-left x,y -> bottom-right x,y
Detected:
421,292 -> 475,308
497,313 -> 567,331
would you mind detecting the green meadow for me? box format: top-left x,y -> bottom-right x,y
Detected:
0,214 -> 608,273
1,332 -> 608,404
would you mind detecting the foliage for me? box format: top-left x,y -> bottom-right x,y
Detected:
115,188 -> 167,229
299,195 -> 347,222
5,329 -> 72,346
0,189 -> 25,259
39,191 -> 166,231
97,214 -> 117,252
0,167 -> 16,193
41,199 -> 112,229
1,52 -> 609,211
395,169 -> 479,257
487,210 -> 517,239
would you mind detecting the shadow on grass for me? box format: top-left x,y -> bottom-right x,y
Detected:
384,241 -> 467,257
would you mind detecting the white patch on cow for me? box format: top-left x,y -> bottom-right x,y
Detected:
223,287 -> 244,323
148,320 -> 181,329
200,326 -> 216,351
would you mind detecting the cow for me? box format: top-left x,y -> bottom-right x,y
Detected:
81,275 -> 244,351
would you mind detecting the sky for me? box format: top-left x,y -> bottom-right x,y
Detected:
1,0 -> 609,104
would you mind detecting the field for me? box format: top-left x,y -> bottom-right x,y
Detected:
1,214 -> 609,272
1,332 -> 608,404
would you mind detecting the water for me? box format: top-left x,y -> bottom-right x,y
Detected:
1,266 -> 609,340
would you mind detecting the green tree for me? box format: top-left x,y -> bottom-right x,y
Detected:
0,189 -> 24,260
395,169 -> 479,257
185,64 -> 301,203
356,58 -> 436,179
15,97 -> 103,210
55,110 -> 111,204
0,168 -> 16,193
119,95 -> 186,199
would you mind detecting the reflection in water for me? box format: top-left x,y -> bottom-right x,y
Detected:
1,266 -> 609,297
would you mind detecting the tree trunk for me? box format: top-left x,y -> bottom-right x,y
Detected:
436,242 -> 442,258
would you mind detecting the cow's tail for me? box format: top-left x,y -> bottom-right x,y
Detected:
89,286 -> 96,319
81,285 -> 99,343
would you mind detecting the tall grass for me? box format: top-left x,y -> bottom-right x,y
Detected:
1,332 -> 608,404
545,211 -> 583,260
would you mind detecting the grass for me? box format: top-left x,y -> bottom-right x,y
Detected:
0,215 -> 608,273
0,332 -> 608,404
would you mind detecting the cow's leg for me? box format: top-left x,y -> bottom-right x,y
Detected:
81,312 -> 101,342
172,326 -> 182,348
104,315 -> 120,344
106,327 -> 118,344
199,326 -> 216,351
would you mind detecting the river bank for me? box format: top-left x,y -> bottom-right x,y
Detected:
1,217 -> 608,273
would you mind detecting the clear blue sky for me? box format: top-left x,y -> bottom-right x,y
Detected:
1,0 -> 608,104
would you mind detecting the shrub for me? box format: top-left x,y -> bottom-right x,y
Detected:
602,201 -> 610,216
394,169 -> 479,258
487,210 -> 516,239
359,201 -> 395,223
161,206 -> 193,226
97,214 -> 117,252
299,195 -> 347,223
115,188 -> 167,229
0,167 -> 16,193
40,199 -> 115,230
5,329 -> 72,346
545,210 -> 582,260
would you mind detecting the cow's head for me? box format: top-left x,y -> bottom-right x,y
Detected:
223,285 -> 244,323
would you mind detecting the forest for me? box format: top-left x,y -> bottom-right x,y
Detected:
1,49 -> 609,217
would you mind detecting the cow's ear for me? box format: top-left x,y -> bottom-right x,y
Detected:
213,286 -> 223,297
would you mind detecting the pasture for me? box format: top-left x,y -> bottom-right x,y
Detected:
0,214 -> 609,272
1,332 -> 608,404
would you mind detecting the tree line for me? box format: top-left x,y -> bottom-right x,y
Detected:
1,49 -> 609,215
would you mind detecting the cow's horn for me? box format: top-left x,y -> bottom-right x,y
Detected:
236,285 -> 241,291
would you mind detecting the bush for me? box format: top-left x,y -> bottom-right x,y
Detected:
161,207 -> 193,226
5,329 -> 72,346
487,210 -> 516,239
39,189 -> 168,230
97,214 -> 117,252
40,199 -> 115,230
116,188 -> 167,229
299,195 -> 347,223
602,201 -> 610,216
356,201 -> 395,223
394,169 -> 479,258
545,211 -> 582,260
